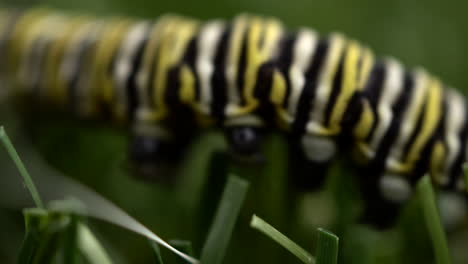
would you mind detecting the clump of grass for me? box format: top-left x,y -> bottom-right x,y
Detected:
1,124 -> 458,264
250,215 -> 339,264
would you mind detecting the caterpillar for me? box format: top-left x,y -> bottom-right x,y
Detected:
0,8 -> 467,228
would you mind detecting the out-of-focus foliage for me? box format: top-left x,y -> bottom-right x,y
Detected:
1,0 -> 468,263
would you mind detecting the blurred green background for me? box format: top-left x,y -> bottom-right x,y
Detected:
1,0 -> 468,263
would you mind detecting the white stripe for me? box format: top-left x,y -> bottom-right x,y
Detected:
225,18 -> 247,115
287,29 -> 318,120
60,22 -> 95,85
195,21 -> 224,115
113,22 -> 150,110
307,34 -> 345,133
386,68 -> 429,170
441,89 -> 465,184
368,58 -> 404,156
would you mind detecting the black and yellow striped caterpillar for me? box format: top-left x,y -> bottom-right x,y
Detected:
0,8 -> 467,227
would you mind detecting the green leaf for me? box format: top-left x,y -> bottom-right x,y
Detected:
250,214 -> 315,264
0,126 -> 44,208
149,240 -> 165,264
416,175 -> 451,264
316,228 -> 339,264
200,175 -> 249,264
62,214 -> 80,264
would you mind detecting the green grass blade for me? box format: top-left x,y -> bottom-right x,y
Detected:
17,229 -> 40,264
250,214 -> 315,264
149,240 -> 165,264
20,208 -> 64,264
315,228 -> 339,264
417,175 -> 451,264
0,126 -> 44,208
62,214 -> 80,264
17,209 -> 47,264
200,175 -> 249,264
170,240 -> 193,264
77,223 -> 113,264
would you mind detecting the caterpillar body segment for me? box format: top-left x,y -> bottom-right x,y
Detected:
0,8 -> 467,227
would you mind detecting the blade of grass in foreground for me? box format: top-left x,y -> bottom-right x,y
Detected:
0,127 -> 198,264
417,175 -> 451,264
315,228 -> 339,264
0,126 -> 44,208
78,223 -> 113,264
250,214 -> 315,264
149,240 -> 164,264
170,240 -> 194,264
17,208 -> 47,264
200,175 -> 249,264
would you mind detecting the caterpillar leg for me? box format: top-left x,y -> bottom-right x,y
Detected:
288,134 -> 336,191
224,125 -> 266,164
127,124 -> 194,183
361,175 -> 409,229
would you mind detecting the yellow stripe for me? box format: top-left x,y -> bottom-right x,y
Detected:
88,18 -> 133,115
153,18 -> 199,121
353,100 -> 374,140
309,33 -> 345,136
328,40 -> 362,133
135,15 -> 177,122
101,19 -> 133,112
430,141 -> 446,185
358,47 -> 375,90
401,78 -> 443,172
241,17 -> 262,114
16,13 -> 64,93
351,47 -> 376,145
45,16 -> 90,106
239,18 -> 282,116
270,69 -> 290,129
7,9 -> 50,78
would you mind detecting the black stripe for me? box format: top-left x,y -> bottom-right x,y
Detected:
146,38 -> 160,109
125,26 -> 152,121
182,36 -> 200,100
235,29 -> 248,107
411,90 -> 447,185
210,26 -> 231,123
68,37 -> 95,114
369,70 -> 415,175
164,36 -> 198,114
275,32 -> 297,108
323,50 -> 345,126
447,96 -> 468,189
291,38 -> 329,135
31,37 -> 51,99
363,61 -> 386,142
401,82 -> 428,159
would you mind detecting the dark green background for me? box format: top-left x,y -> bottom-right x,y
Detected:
1,0 -> 468,263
